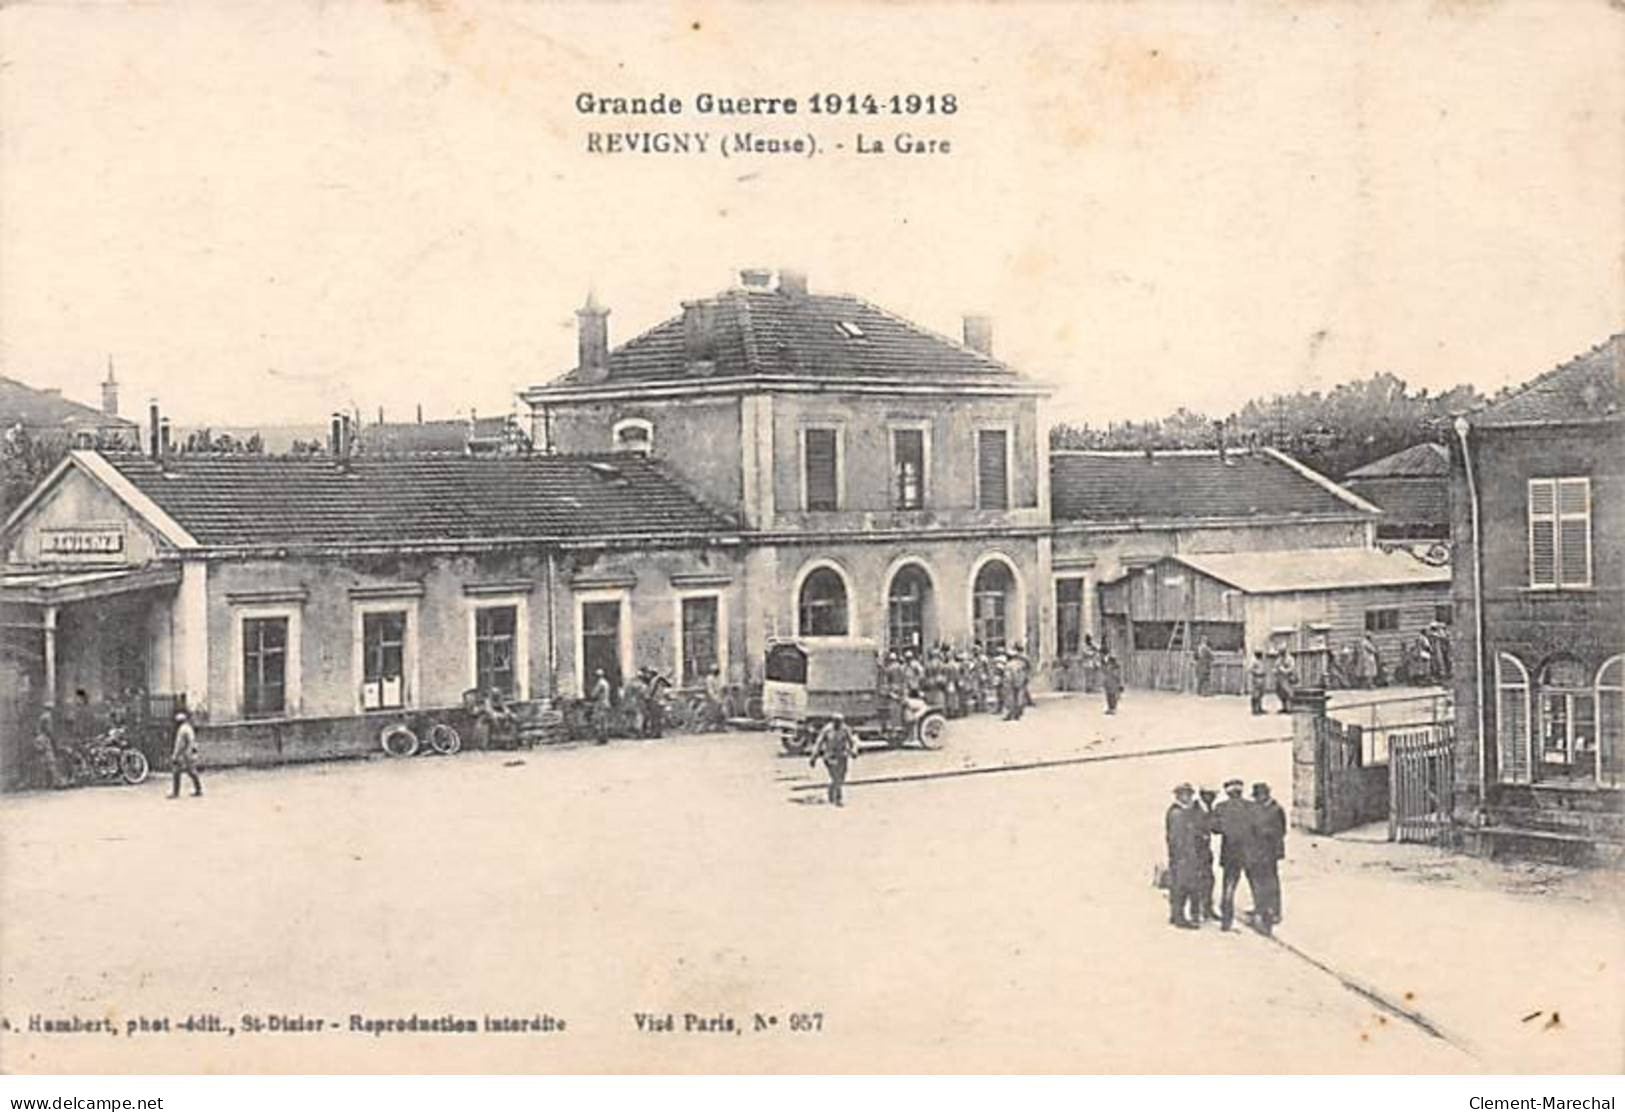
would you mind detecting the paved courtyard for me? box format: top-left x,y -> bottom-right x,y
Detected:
1,689 -> 1617,1073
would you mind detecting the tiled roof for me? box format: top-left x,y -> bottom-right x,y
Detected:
550,283 -> 1024,386
1473,333 -> 1623,427
1169,547 -> 1450,594
1345,442 -> 1450,479
1050,449 -> 1371,523
0,376 -> 136,430
98,451 -> 736,548
1343,476 -> 1449,525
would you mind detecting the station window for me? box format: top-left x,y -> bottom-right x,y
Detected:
474,605 -> 518,699
680,596 -> 720,685
361,610 -> 408,711
242,617 -> 288,718
892,428 -> 926,510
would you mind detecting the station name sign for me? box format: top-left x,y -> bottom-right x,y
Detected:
41,526 -> 127,561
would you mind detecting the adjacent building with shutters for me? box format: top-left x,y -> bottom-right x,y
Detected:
1450,333 -> 1623,860
524,269 -> 1052,676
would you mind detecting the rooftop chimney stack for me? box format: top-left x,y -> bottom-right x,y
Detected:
148,401 -> 161,460
329,414 -> 344,457
777,269 -> 808,297
576,290 -> 611,383
159,417 -> 172,461
963,314 -> 993,356
682,300 -> 721,370
102,358 -> 119,417
739,267 -> 772,289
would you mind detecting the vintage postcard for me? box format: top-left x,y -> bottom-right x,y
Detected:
1,0 -> 1621,1080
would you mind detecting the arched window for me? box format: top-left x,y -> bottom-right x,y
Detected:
611,418 -> 653,456
1537,656 -> 1596,782
1494,652 -> 1531,784
887,565 -> 933,653
1597,656 -> 1623,788
798,567 -> 849,637
972,560 -> 1016,653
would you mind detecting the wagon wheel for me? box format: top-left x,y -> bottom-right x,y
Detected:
119,749 -> 150,785
916,713 -> 947,750
428,723 -> 462,755
380,723 -> 420,758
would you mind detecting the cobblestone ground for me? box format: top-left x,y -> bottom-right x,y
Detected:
2,688 -> 1608,1074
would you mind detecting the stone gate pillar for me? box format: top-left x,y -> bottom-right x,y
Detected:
1290,686 -> 1331,833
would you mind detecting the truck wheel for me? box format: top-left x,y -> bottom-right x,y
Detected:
380,724 -> 420,758
779,729 -> 809,756
917,713 -> 947,749
428,723 -> 462,755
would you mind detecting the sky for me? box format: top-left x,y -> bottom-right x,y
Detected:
1,1 -> 1621,430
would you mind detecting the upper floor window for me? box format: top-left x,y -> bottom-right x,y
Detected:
892,427 -> 926,510
611,418 -> 653,456
802,426 -> 841,511
976,428 -> 1010,510
1528,477 -> 1591,589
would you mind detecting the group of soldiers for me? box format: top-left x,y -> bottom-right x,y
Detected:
877,642 -> 1037,724
1164,778 -> 1286,933
584,663 -> 728,744
1056,633 -> 1129,713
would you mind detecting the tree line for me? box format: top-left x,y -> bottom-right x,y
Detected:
1050,372 -> 1493,480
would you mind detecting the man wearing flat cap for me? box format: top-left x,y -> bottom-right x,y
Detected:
1211,778 -> 1255,931
1164,783 -> 1202,929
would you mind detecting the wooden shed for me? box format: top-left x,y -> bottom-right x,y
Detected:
1098,547 -> 1452,693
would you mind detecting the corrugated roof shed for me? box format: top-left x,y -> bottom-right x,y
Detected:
1169,547 -> 1450,594
1050,449 -> 1372,523
98,452 -> 736,547
1473,333 -> 1623,427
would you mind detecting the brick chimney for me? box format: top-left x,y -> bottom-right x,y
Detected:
101,359 -> 119,417
962,314 -> 993,356
682,299 -> 721,370
576,290 -> 610,383
739,268 -> 772,289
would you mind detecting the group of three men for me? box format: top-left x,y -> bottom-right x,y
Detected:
1164,778 -> 1285,933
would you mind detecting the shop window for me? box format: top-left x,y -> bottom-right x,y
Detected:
803,427 -> 840,511
474,605 -> 518,699
892,428 -> 925,510
1494,652 -> 1531,784
680,596 -> 720,685
798,567 -> 849,637
361,610 -> 407,711
976,429 -> 1009,510
1528,477 -> 1592,589
1537,656 -> 1597,782
1364,608 -> 1399,633
242,617 -> 288,718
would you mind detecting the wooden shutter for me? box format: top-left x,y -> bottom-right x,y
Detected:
804,428 -> 838,510
977,429 -> 1009,510
1557,478 -> 1591,587
1528,479 -> 1556,587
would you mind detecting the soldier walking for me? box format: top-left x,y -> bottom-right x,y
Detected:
1211,778 -> 1254,931
1273,651 -> 1297,714
810,712 -> 859,807
1247,652 -> 1268,715
168,709 -> 202,798
1245,782 -> 1287,933
1194,636 -> 1215,697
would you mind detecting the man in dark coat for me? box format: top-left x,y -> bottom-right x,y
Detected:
1211,778 -> 1254,931
1245,781 -> 1287,933
1102,652 -> 1123,715
1194,636 -> 1215,697
1194,787 -> 1218,920
1164,783 -> 1202,929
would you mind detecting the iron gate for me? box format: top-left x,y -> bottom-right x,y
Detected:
1388,722 -> 1456,845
